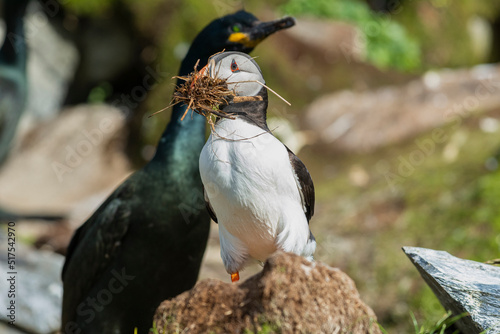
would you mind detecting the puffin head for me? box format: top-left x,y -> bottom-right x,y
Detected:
202,51 -> 265,98
195,51 -> 270,128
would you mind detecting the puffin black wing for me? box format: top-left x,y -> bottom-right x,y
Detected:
203,185 -> 218,224
286,146 -> 315,222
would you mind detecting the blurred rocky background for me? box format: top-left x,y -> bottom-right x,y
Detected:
2,0 -> 500,333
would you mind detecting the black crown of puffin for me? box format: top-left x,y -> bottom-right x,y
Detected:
195,51 -> 265,103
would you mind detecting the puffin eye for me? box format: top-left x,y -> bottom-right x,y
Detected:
230,59 -> 240,72
231,24 -> 242,32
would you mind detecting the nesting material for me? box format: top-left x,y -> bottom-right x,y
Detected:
173,70 -> 237,122
150,61 -> 263,128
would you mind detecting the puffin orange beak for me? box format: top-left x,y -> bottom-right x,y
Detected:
231,271 -> 240,282
198,63 -> 209,77
190,63 -> 209,90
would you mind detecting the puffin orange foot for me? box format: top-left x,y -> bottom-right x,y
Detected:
230,272 -> 240,282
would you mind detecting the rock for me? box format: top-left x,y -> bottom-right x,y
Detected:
0,322 -> 26,334
306,64 -> 500,153
153,252 -> 381,334
282,17 -> 362,64
0,241 -> 64,333
403,247 -> 500,334
0,105 -> 130,214
0,105 -> 131,252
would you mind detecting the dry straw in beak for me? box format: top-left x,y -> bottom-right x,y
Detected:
149,60 -> 237,124
149,57 -> 290,129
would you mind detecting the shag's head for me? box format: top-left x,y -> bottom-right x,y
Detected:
202,10 -> 295,53
201,51 -> 265,98
221,10 -> 295,52
181,11 -> 294,74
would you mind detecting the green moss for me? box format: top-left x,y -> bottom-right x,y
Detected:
276,265 -> 287,273
244,317 -> 282,334
150,313 -> 180,334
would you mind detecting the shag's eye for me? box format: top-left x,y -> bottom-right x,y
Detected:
230,59 -> 240,72
231,24 -> 242,32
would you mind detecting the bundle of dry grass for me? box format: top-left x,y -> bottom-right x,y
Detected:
150,60 -> 266,128
149,61 -> 236,128
173,69 -> 236,122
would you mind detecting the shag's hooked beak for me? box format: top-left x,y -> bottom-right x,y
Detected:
228,16 -> 296,48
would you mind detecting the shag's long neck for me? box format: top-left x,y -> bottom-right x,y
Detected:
0,0 -> 28,71
150,41 -> 216,168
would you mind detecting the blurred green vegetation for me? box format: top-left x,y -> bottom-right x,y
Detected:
61,0 -> 114,16
56,0 -> 500,332
307,112 -> 500,332
394,1 -> 500,67
281,0 -> 421,71
59,0 -> 500,150
379,311 -> 467,334
61,0 -> 165,17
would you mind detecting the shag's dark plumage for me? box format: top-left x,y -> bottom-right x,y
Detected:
61,10 -> 295,334
0,0 -> 29,165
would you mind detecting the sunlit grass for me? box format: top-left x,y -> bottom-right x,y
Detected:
379,311 -> 468,334
307,111 -> 500,332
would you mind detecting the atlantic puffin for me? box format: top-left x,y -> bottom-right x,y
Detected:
198,52 -> 316,282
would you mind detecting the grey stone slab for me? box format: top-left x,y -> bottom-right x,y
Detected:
403,246 -> 500,334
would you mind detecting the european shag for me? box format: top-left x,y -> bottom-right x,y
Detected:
61,11 -> 295,334
198,52 -> 315,282
0,0 -> 29,165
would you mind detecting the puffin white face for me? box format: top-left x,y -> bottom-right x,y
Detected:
206,51 -> 265,97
